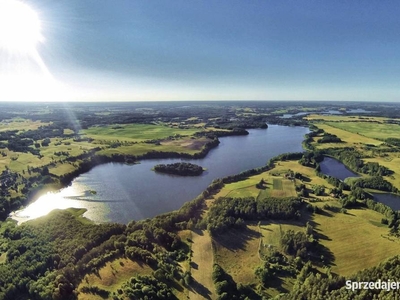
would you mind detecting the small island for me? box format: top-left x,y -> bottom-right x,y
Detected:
153,162 -> 205,176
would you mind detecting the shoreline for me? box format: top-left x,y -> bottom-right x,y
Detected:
11,127 -> 310,225
8,135 -> 223,221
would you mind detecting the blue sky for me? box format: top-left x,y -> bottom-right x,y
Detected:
2,0 -> 400,101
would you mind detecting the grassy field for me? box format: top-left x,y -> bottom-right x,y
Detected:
0,252 -> 6,264
97,137 -> 210,157
312,123 -> 383,148
214,160 -> 334,201
307,114 -> 400,149
325,121 -> 400,140
0,137 -> 97,174
214,172 -> 267,199
0,118 -> 51,132
312,201 -> 400,276
212,222 -> 305,298
273,178 -> 283,189
213,226 -> 261,286
206,156 -> 400,285
78,258 -> 152,299
49,163 -> 79,177
259,222 -> 304,252
82,124 -> 201,142
259,222 -> 306,296
7,152 -> 50,172
189,230 -> 216,300
39,138 -> 96,158
305,114 -> 391,123
307,115 -> 400,189
363,156 -> 400,189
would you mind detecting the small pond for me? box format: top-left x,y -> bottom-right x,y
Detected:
319,156 -> 359,180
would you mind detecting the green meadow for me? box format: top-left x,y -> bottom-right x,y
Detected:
82,123 -> 201,142
325,121 -> 400,140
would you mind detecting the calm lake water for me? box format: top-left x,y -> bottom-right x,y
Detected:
372,193 -> 400,211
279,112 -> 310,119
319,157 -> 400,210
319,156 -> 359,180
12,125 -> 309,224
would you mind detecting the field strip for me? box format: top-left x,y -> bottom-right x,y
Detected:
224,184 -> 259,197
189,230 -> 216,300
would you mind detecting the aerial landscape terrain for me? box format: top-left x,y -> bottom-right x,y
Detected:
0,101 -> 400,300
1,0 -> 400,299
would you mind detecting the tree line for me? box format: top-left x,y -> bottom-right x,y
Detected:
206,197 -> 303,234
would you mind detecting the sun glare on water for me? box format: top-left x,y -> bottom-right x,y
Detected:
0,0 -> 68,101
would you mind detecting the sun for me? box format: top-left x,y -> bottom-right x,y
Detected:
0,0 -> 43,53
0,0 -> 71,101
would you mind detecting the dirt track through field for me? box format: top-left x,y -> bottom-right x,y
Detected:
188,230 -> 215,300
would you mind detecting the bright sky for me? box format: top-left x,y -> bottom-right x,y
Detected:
1,0 -> 400,102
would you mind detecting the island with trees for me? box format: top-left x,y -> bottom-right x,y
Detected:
153,162 -> 205,176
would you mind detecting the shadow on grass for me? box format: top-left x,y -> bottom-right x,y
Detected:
311,243 -> 336,268
188,279 -> 213,299
301,176 -> 312,183
193,228 -> 204,236
316,209 -> 334,217
166,279 -> 184,293
266,275 -> 290,294
213,226 -> 261,251
308,220 -> 331,241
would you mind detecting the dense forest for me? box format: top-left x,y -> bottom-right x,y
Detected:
153,162 -> 204,176
206,197 -> 303,234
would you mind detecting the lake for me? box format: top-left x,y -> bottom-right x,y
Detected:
12,125 -> 309,224
279,112 -> 311,118
319,156 -> 359,180
318,157 -> 400,211
372,193 -> 400,211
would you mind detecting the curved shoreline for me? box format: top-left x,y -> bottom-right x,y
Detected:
12,135 -> 225,214
12,127 -> 311,224
57,137 -> 220,186
55,128 -> 250,187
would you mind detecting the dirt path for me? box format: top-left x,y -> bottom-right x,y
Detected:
188,230 -> 215,300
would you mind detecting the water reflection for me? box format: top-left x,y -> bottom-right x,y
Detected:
11,183 -> 110,224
